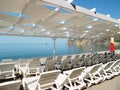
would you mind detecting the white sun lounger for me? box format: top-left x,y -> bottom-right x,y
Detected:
84,63 -> 103,87
0,62 -> 15,79
63,67 -> 86,90
71,55 -> 81,68
25,70 -> 61,90
107,59 -> 120,76
100,61 -> 115,80
40,57 -> 56,72
44,57 -> 56,71
27,58 -> 41,76
55,56 -> 72,70
18,59 -> 32,77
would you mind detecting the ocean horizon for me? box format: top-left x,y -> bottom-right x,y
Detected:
0,42 -> 111,60
0,36 -> 119,60
0,43 -> 83,60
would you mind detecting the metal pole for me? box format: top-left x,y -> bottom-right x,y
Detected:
52,37 -> 57,61
90,39 -> 92,53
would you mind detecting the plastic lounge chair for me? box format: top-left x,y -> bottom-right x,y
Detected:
71,55 -> 81,68
108,59 -> 120,76
0,62 -> 15,79
44,57 -> 56,71
56,56 -> 72,71
40,57 -> 55,72
63,67 -> 86,90
27,58 -> 41,76
100,61 -> 115,80
84,54 -> 92,66
55,56 -> 62,64
25,70 -> 61,90
84,63 -> 103,87
18,59 -> 32,77
79,54 -> 86,67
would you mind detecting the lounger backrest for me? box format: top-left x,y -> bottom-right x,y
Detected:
0,63 -> 15,78
80,54 -> 86,61
72,55 -> 80,66
45,59 -> 55,71
46,57 -> 53,61
37,70 -> 61,89
84,64 -> 102,79
91,54 -> 99,64
103,61 -> 115,70
29,59 -> 40,68
40,58 -> 46,65
116,54 -> 120,59
113,60 -> 120,67
1,59 -> 13,63
69,67 -> 85,80
0,80 -> 21,90
19,59 -> 30,67
107,53 -> 113,62
33,58 -> 40,62
29,61 -> 39,69
89,63 -> 102,74
84,54 -> 92,66
79,54 -> 86,66
19,59 -> 30,63
56,56 -> 62,62
27,60 -> 41,76
110,60 -> 120,70
62,56 -> 71,69
0,63 -> 15,72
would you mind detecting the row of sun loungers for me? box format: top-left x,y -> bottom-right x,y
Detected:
0,53 -> 120,90
4,60 -> 119,90
24,60 -> 120,90
0,53 -> 120,79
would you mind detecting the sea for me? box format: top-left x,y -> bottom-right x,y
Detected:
0,36 -> 118,60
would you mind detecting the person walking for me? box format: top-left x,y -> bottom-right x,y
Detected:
110,41 -> 115,56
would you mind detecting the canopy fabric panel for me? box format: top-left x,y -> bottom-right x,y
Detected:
0,0 -> 120,39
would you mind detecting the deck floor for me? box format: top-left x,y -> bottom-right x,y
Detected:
86,75 -> 120,90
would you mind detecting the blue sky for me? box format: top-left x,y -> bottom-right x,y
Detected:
73,0 -> 120,19
0,0 -> 119,44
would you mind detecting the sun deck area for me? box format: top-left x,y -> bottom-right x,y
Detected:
0,0 -> 120,90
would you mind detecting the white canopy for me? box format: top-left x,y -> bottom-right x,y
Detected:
0,0 -> 120,39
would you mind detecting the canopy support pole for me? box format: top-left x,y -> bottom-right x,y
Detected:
52,37 -> 57,61
90,39 -> 93,53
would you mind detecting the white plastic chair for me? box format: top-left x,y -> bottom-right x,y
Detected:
25,70 -> 61,90
63,67 -> 86,90
0,62 -> 15,79
84,63 -> 103,87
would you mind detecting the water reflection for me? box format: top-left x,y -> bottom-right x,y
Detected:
67,38 -> 120,53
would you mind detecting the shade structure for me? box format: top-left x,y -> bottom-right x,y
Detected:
0,0 -> 120,39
